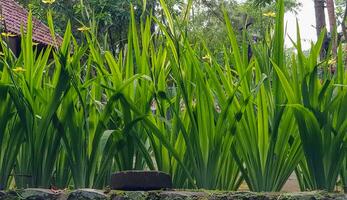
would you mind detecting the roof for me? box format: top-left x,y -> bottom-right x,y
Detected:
0,0 -> 62,46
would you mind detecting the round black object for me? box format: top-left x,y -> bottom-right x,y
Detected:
111,171 -> 172,191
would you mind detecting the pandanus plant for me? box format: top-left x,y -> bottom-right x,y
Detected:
136,0 -> 247,189
274,23 -> 347,191
97,0 -> 245,189
342,158 -> 347,192
9,12 -> 72,188
223,0 -> 302,191
0,0 -> 346,191
0,37 -> 24,189
52,8 -> 156,188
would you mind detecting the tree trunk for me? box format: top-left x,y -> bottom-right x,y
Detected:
342,2 -> 347,68
314,0 -> 327,37
314,0 -> 327,59
148,0 -> 156,34
326,0 -> 337,56
342,2 -> 347,44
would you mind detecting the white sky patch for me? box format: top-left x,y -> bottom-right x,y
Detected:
284,1 -> 338,50
284,0 -> 318,50
233,0 -> 319,50
236,0 -> 332,50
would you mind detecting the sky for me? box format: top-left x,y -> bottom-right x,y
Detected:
234,0 -> 321,50
284,0 -> 318,50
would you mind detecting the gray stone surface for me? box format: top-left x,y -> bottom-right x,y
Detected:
0,189 -> 345,200
155,191 -> 207,200
68,189 -> 107,200
111,191 -> 148,200
0,191 -> 5,197
20,188 -> 63,200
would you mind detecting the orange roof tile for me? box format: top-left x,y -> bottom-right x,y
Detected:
0,0 -> 62,46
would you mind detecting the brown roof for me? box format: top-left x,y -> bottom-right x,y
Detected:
0,0 -> 62,46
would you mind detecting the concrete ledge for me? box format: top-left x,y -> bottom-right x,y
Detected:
0,189 -> 345,200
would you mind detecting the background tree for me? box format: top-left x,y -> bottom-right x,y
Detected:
184,0 -> 300,54
335,0 -> 347,74
326,0 -> 337,55
335,0 -> 347,41
313,0 -> 327,38
17,0 -> 144,53
16,0 -> 301,55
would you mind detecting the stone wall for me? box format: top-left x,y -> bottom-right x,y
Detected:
0,189 -> 346,200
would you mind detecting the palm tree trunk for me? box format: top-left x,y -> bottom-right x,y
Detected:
342,2 -> 347,44
314,0 -> 327,59
326,0 -> 337,56
314,0 -> 327,36
342,3 -> 347,69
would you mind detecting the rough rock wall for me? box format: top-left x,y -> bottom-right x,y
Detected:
0,189 -> 346,200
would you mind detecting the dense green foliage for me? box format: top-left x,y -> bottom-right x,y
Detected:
17,0 -> 301,53
0,0 -> 346,192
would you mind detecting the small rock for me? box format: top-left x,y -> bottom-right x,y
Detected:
111,191 -> 147,200
0,191 -> 6,197
125,191 -> 147,200
110,191 -> 126,200
158,191 -> 207,200
210,191 -> 269,200
21,188 -> 61,200
68,189 -> 107,200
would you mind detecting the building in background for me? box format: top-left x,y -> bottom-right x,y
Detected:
0,0 -> 62,55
